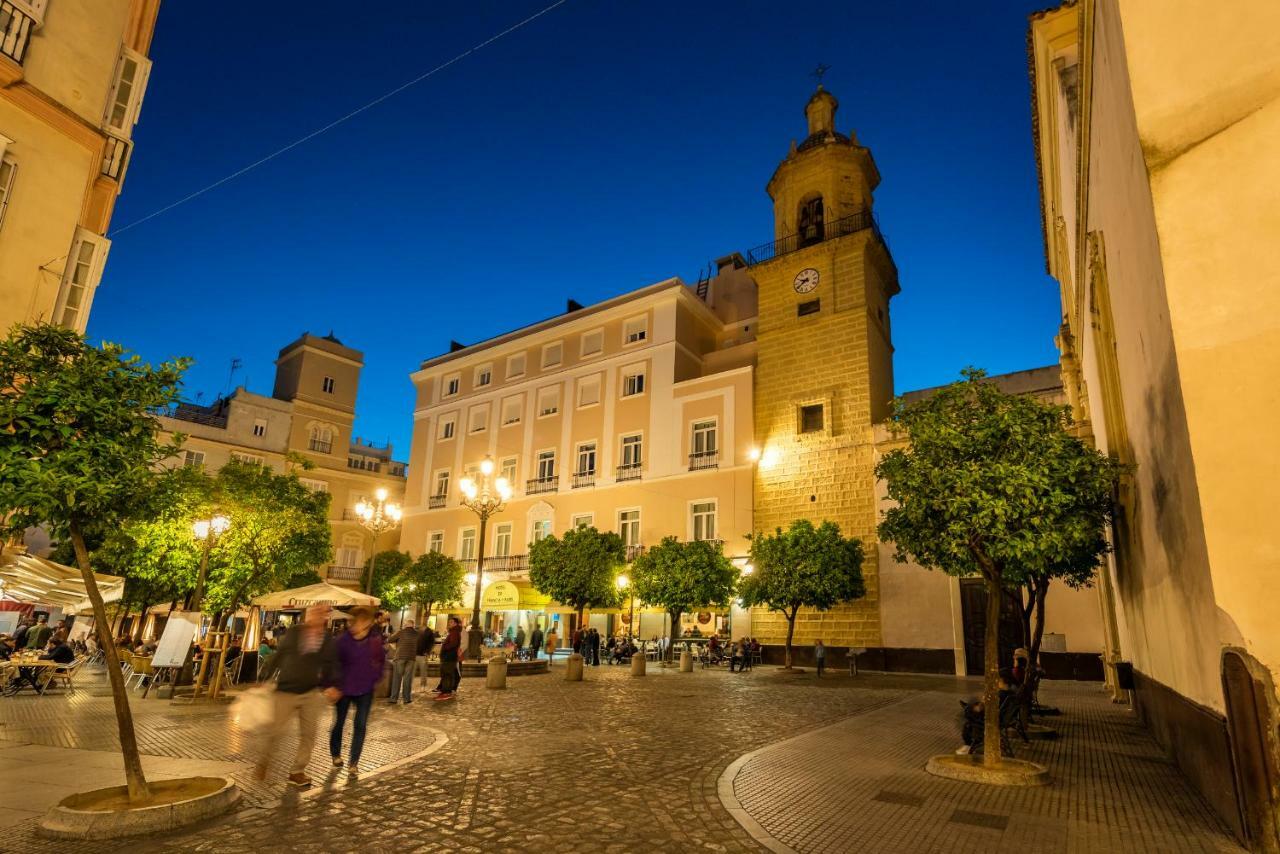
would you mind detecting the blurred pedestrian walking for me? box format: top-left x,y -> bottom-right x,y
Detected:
330,606 -> 385,775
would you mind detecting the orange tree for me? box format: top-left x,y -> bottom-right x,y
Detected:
0,324 -> 189,801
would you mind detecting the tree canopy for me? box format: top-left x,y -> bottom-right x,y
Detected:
739,519 -> 864,667
392,550 -> 465,621
528,526 -> 624,623
630,537 -> 738,658
874,368 -> 1120,765
366,549 -> 414,610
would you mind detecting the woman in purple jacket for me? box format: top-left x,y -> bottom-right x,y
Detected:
329,606 -> 385,775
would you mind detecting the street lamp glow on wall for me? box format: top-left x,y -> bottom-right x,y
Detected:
458,455 -> 512,661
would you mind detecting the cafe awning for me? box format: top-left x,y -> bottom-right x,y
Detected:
252,582 -> 380,610
0,551 -> 124,614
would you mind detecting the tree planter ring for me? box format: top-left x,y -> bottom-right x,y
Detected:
38,776 -> 240,840
925,754 -> 1049,786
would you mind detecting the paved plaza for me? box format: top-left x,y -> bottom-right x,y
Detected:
0,663 -> 1243,853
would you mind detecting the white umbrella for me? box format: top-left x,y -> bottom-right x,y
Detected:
251,582 -> 380,610
0,551 -> 124,614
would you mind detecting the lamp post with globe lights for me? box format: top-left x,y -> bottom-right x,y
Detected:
190,513 -> 230,612
355,488 -> 402,595
459,456 -> 512,661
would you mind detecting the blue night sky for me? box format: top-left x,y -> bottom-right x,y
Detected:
89,0 -> 1060,459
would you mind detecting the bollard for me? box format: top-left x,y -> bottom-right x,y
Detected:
565,652 -> 585,681
679,650 -> 693,672
486,654 -> 508,690
630,653 -> 646,677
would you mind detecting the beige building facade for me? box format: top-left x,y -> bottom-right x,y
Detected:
1031,0 -> 1280,844
159,333 -> 407,589
0,0 -> 160,334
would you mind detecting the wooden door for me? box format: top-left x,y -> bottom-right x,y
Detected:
1222,649 -> 1280,851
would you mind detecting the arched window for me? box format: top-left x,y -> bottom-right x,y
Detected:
308,424 -> 334,453
798,196 -> 825,247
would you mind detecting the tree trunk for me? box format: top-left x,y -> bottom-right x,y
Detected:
132,600 -> 151,643
70,520 -> 151,802
668,609 -> 682,663
1014,586 -> 1032,650
982,571 -> 1004,768
784,607 -> 797,669
1029,576 -> 1051,666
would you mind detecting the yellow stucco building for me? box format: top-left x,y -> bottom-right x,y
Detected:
0,0 -> 160,334
158,333 -> 407,589
1030,1 -> 1280,845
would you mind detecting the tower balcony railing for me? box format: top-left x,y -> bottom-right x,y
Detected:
744,208 -> 886,267
308,439 -> 333,454
688,451 -> 719,471
0,1 -> 38,65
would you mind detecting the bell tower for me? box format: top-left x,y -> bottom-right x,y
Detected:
749,86 -> 900,652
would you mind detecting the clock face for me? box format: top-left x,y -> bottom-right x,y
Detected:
793,267 -> 820,294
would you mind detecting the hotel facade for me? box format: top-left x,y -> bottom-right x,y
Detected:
402,88 -> 1107,674
0,0 -> 160,334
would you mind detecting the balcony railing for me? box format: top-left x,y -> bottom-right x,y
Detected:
428,494 -> 447,509
625,544 -> 644,562
526,476 -> 558,495
458,554 -> 528,572
744,209 -> 885,267
616,463 -> 642,482
328,565 -> 364,582
571,470 -> 595,489
309,439 -> 333,454
101,136 -> 131,181
0,2 -> 37,65
689,451 -> 719,471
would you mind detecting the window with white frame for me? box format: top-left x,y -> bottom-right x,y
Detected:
300,477 -> 328,493
531,519 -> 552,543
575,441 -> 597,475
475,364 -> 492,387
443,375 -> 460,397
620,434 -> 643,468
536,450 -> 556,480
427,531 -> 444,553
623,316 -> 648,345
618,509 -> 641,547
433,470 -> 450,498
691,419 -> 718,455
308,424 -> 333,453
336,534 -> 363,569
469,405 -> 489,433
577,375 -> 601,408
500,456 -> 517,483
181,449 -> 205,468
55,229 -> 110,333
571,513 -> 594,529
537,386 -> 559,417
691,501 -> 717,541
493,523 -> 513,557
541,341 -> 563,369
0,157 -> 15,233
501,395 -> 522,425
252,418 -> 267,437
580,329 -> 603,357
103,48 -> 151,136
507,352 -> 526,379
322,376 -> 335,394
231,451 -> 264,466
460,528 -> 477,561
621,367 -> 646,397
438,415 -> 456,440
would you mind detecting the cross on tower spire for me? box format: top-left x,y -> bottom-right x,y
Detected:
810,62 -> 831,89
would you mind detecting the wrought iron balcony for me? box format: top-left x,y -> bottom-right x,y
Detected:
101,136 -> 131,181
428,494 -> 447,509
744,209 -> 885,267
458,554 -> 528,572
328,565 -> 364,582
0,1 -> 37,65
571,470 -> 595,489
308,439 -> 333,454
616,463 -> 642,482
625,544 -> 644,562
688,451 -> 719,471
526,476 -> 558,495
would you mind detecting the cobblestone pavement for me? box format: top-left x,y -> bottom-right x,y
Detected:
725,681 -> 1243,854
0,664 -> 1244,854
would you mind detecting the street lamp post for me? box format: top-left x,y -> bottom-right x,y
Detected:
459,456 -> 512,661
190,513 -> 230,612
355,488 -> 402,595
616,574 -> 634,641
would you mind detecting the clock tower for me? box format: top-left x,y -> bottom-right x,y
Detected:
749,86 -> 899,651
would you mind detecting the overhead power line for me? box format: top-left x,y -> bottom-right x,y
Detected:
110,0 -> 571,237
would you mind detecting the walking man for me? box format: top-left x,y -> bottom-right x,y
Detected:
387,619 -> 420,704
529,624 -> 544,660
256,605 -> 339,788
435,616 -> 463,701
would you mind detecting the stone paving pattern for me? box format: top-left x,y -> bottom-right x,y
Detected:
0,664 -> 1244,853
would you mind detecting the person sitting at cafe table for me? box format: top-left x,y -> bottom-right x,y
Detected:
25,616 -> 52,651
